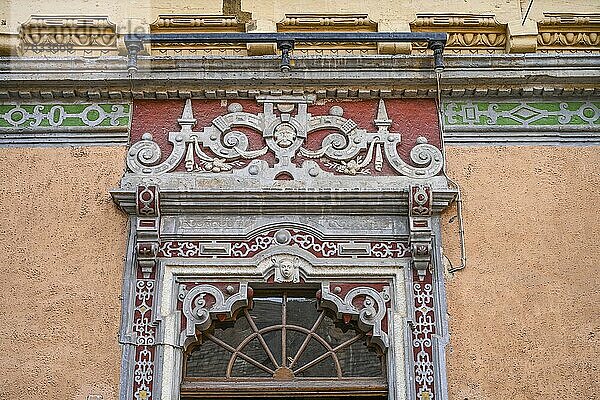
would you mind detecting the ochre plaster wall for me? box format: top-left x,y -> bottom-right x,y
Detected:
3,0 -> 600,34
442,146 -> 600,399
0,147 -> 127,400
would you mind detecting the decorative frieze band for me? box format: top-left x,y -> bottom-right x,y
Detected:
442,100 -> 600,144
277,14 -> 377,32
149,14 -> 247,56
443,101 -> 600,127
150,15 -> 245,32
126,97 -> 444,180
158,228 -> 410,259
19,15 -> 118,56
0,103 -> 129,129
538,13 -> 600,52
411,12 -> 600,54
410,14 -> 507,54
0,103 -> 130,147
12,12 -> 600,58
276,13 -> 379,55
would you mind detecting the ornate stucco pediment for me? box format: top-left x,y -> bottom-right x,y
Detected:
118,95 -> 452,196
113,96 -> 456,216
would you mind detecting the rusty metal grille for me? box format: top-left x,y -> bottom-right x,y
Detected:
182,290 -> 387,397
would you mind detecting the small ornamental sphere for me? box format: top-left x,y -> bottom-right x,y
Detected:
274,229 -> 292,245
308,167 -> 319,177
228,103 -> 243,113
329,106 -> 344,117
416,136 -> 428,144
141,132 -> 153,141
248,164 -> 259,175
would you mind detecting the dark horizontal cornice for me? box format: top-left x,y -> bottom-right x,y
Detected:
0,54 -> 598,100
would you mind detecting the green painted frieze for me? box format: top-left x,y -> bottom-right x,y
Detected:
0,103 -> 130,129
443,101 -> 600,127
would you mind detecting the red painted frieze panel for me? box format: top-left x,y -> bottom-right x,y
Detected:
129,99 -> 442,178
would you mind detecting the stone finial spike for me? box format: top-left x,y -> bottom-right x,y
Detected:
374,99 -> 392,132
376,99 -> 389,121
178,99 -> 197,130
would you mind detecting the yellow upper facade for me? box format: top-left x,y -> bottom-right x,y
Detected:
1,0 -> 599,56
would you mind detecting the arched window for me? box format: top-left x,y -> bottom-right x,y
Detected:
181,287 -> 387,399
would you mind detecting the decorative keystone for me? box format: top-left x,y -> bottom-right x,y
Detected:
507,19 -> 538,53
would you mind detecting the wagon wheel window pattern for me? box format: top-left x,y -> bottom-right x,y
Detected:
184,290 -> 386,381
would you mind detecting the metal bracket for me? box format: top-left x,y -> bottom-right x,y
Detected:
428,40 -> 445,73
277,40 -> 294,72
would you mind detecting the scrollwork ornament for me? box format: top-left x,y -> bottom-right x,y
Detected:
127,133 -> 162,172
319,283 -> 390,348
180,283 -> 250,349
126,98 -> 445,179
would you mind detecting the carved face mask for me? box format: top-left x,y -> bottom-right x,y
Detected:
280,261 -> 293,279
273,123 -> 297,148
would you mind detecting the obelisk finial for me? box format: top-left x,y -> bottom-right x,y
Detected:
178,99 -> 197,132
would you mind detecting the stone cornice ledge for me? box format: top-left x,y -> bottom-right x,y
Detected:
0,54 -> 598,100
110,186 -> 457,216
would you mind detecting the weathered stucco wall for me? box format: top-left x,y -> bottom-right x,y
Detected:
442,146 -> 600,399
0,147 -> 127,400
3,0 -> 600,33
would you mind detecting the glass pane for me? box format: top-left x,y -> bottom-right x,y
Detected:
186,340 -> 230,377
295,350 -> 337,378
316,313 -> 357,347
293,337 -> 335,376
231,337 -> 275,377
231,357 -> 271,378
287,328 -> 309,365
262,329 -> 282,367
287,297 -> 318,328
338,340 -> 384,377
214,316 -> 251,348
251,297 -> 282,329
